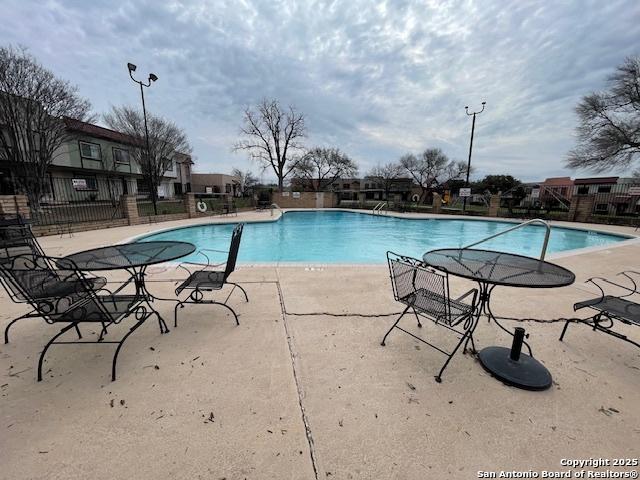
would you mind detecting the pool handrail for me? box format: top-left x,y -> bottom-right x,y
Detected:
462,218 -> 551,260
372,202 -> 387,215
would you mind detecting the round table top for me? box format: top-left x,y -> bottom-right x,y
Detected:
422,248 -> 575,288
64,241 -> 196,271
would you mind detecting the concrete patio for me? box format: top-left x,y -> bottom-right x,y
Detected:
1,211 -> 638,479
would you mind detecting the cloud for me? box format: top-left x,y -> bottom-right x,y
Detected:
3,0 -> 639,180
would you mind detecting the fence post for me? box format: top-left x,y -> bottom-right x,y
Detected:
568,194 -> 595,223
121,194 -> 139,225
432,193 -> 442,214
0,195 -> 30,220
488,193 -> 501,217
184,192 -> 196,218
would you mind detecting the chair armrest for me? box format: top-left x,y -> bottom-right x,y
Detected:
193,248 -> 229,266
199,248 -> 229,254
617,271 -> 640,297
574,277 -> 608,311
455,288 -> 478,307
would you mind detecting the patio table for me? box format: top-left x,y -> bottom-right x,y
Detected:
62,241 -> 196,334
422,248 -> 575,390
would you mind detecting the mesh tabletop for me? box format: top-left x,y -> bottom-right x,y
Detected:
422,248 -> 575,288
63,241 -> 196,271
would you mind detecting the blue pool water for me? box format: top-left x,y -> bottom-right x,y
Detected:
138,211 -> 629,264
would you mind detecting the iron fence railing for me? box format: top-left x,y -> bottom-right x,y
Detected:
25,176 -> 124,226
137,200 -> 186,217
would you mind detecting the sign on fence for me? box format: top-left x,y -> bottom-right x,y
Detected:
282,191 -> 290,197
292,192 -> 301,199
459,187 -> 471,197
72,178 -> 88,190
205,186 -> 213,194
628,186 -> 640,196
531,188 -> 540,199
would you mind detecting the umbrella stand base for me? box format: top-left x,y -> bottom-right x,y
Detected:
479,346 -> 552,391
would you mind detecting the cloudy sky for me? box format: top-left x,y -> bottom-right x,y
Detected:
3,0 -> 639,181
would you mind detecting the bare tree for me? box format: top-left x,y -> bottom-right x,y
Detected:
400,148 -> 467,203
104,105 -> 191,215
231,168 -> 259,196
567,56 -> 640,173
0,45 -> 93,208
367,162 -> 404,200
234,98 -> 306,192
292,147 -> 357,192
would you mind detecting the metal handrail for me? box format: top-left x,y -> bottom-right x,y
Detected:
462,218 -> 552,260
372,202 -> 387,215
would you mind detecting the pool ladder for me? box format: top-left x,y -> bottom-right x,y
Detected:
372,202 -> 387,215
462,218 -> 551,260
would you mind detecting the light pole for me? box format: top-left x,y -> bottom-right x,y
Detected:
463,101 -> 486,213
127,62 -> 158,211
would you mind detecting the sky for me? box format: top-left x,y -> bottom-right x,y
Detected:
2,0 -> 639,182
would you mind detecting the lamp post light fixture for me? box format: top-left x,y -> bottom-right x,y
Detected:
127,62 -> 158,210
463,101 -> 486,213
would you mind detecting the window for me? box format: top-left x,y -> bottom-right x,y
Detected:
577,186 -> 589,194
597,185 -> 612,193
343,183 -> 350,189
595,203 -> 608,212
113,147 -> 130,165
137,179 -> 150,194
79,141 -> 101,160
225,183 -> 232,193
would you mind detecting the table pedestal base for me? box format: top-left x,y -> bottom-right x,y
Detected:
478,346 -> 552,390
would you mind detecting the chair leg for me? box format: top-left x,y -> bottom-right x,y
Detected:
174,301 -> 184,328
212,301 -> 239,326
37,322 -> 76,381
174,300 -> 239,326
559,319 -> 573,342
228,283 -> 249,302
381,306 -> 411,346
111,317 -> 146,381
4,312 -> 32,344
463,332 -> 477,354
412,308 -> 422,328
435,316 -> 475,383
74,324 -> 82,340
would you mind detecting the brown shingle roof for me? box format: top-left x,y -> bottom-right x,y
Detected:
542,177 -> 573,186
574,177 -> 618,185
64,118 -> 141,147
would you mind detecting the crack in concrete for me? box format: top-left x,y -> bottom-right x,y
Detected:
274,272 -> 320,480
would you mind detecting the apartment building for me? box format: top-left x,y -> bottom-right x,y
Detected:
0,119 -> 193,202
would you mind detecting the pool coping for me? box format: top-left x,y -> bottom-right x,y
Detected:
122,208 -> 640,266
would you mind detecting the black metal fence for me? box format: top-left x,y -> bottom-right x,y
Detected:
137,200 -> 186,217
499,183 -> 640,225
26,176 -> 124,226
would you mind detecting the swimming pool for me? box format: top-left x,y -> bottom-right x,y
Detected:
137,211 -> 630,264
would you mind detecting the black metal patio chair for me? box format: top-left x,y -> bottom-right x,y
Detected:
381,251 -> 478,383
559,271 -> 640,349
0,253 -> 153,381
173,223 -> 248,326
222,201 -> 238,216
0,223 -> 107,342
0,222 -> 46,260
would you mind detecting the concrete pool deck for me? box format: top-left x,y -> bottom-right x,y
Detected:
1,211 -> 638,479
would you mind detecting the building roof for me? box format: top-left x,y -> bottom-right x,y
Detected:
542,177 -> 573,186
64,118 -> 192,161
64,118 -> 140,146
574,176 -> 619,185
